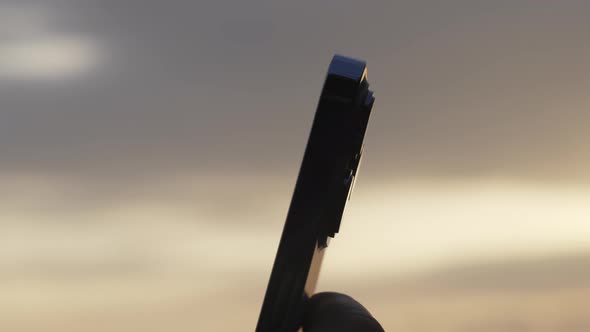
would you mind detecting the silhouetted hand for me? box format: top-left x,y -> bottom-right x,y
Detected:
302,292 -> 384,332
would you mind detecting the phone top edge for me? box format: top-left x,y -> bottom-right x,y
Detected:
328,54 -> 367,81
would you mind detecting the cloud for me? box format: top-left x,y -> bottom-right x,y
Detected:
0,36 -> 101,79
0,3 -> 102,80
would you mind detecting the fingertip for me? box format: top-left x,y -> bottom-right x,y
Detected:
302,292 -> 384,332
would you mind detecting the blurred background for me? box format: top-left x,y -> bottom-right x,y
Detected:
2,1 -> 590,331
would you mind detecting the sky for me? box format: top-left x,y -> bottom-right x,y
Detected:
1,1 -> 590,331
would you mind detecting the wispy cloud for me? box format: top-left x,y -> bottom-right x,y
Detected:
0,4 -> 101,79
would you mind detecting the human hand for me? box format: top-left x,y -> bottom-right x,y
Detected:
302,292 -> 384,332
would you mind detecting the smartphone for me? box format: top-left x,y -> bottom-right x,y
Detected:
255,54 -> 375,332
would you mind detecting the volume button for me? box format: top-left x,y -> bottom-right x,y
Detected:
364,90 -> 375,111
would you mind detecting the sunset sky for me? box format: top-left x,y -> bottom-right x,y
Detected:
1,1 -> 590,331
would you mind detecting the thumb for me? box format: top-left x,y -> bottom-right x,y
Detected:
302,292 -> 384,332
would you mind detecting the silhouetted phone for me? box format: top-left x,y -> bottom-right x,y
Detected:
256,55 -> 375,332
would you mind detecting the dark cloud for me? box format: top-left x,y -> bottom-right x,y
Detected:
2,1 -> 590,183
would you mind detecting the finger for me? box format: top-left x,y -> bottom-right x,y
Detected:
302,292 -> 384,332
